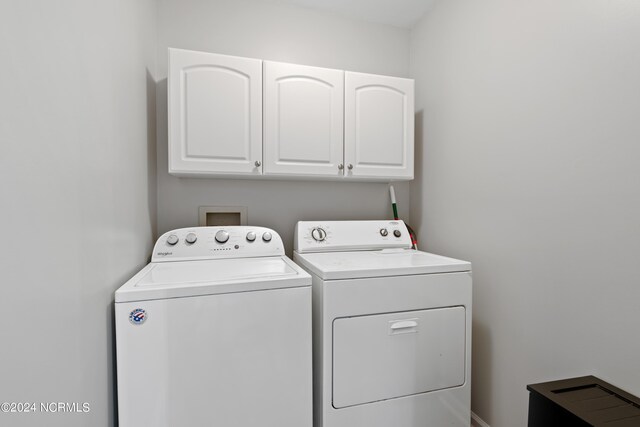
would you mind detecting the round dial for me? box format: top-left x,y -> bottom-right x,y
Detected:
185,232 -> 197,244
380,228 -> 389,237
311,227 -> 327,242
215,230 -> 229,244
166,234 -> 179,246
393,229 -> 402,238
262,232 -> 272,242
246,231 -> 256,242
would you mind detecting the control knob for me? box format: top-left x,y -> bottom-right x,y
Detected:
215,230 -> 229,244
185,232 -> 197,244
166,234 -> 179,246
262,232 -> 272,242
380,228 -> 388,237
393,229 -> 402,238
311,227 -> 327,242
246,231 -> 256,242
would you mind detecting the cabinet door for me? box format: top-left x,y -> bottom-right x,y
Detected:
168,49 -> 262,176
263,61 -> 344,177
344,72 -> 414,180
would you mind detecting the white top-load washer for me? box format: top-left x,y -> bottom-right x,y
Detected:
115,226 -> 312,427
293,220 -> 472,427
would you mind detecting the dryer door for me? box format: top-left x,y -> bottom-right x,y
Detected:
332,306 -> 466,408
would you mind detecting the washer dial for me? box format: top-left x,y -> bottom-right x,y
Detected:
215,230 -> 230,244
166,234 -> 179,246
185,233 -> 197,244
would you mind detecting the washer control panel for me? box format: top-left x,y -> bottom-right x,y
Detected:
152,226 -> 284,262
294,220 -> 411,253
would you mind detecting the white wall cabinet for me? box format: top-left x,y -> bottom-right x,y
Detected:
263,61 -> 344,177
168,49 -> 263,176
345,72 -> 414,180
168,49 -> 414,181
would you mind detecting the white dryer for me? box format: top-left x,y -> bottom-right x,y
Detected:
115,226 -> 312,427
293,220 -> 472,427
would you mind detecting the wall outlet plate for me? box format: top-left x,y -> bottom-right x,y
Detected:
198,206 -> 247,226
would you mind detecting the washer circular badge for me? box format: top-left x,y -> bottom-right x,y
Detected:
129,308 -> 147,325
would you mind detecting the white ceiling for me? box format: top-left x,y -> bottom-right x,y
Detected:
262,0 -> 435,29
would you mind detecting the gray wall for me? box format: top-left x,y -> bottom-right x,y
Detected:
0,1 -> 157,426
410,1 -> 640,426
156,0 -> 412,254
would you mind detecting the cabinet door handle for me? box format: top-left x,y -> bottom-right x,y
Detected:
338,164 -> 344,170
254,161 -> 261,167
347,164 -> 353,170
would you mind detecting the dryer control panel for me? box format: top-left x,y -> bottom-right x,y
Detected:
294,220 -> 411,253
152,226 -> 284,262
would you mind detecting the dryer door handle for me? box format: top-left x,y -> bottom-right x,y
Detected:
389,319 -> 418,334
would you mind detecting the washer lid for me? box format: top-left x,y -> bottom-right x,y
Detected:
115,256 -> 310,302
293,249 -> 470,280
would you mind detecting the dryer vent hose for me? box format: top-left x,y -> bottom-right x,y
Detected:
405,223 -> 418,251
389,186 -> 418,250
